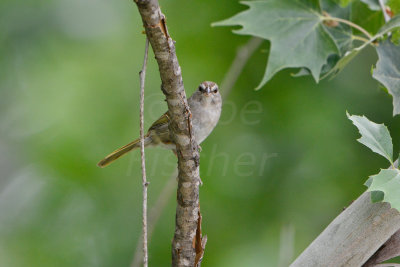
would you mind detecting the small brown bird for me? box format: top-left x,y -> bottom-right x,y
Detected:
97,81 -> 222,167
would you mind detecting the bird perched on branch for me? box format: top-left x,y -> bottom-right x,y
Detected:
97,81 -> 222,168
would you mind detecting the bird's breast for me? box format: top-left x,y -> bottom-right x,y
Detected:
191,104 -> 220,144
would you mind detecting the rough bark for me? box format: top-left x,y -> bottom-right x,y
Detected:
363,229 -> 400,267
133,1 -> 202,266
290,191 -> 400,267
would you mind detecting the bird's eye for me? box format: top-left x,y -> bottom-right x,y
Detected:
213,89 -> 218,93
199,86 -> 205,92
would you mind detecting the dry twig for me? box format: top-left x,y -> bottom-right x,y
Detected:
131,170 -> 177,267
139,38 -> 150,267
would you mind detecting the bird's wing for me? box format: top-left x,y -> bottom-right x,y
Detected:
148,112 -> 170,131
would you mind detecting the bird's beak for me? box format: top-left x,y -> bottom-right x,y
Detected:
206,87 -> 211,95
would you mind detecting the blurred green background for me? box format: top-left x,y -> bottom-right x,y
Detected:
1,0 -> 399,266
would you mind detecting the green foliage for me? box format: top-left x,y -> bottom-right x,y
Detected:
322,0 -> 353,53
323,16 -> 400,78
347,112 -> 393,164
367,169 -> 400,210
377,14 -> 400,33
322,44 -> 367,78
216,0 -> 400,118
213,0 -> 343,89
371,190 -> 385,202
348,113 -> 400,211
373,39 -> 400,115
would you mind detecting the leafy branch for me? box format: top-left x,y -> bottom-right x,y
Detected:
214,0 -> 400,115
347,112 -> 400,213
321,14 -> 373,40
347,112 -> 400,208
292,112 -> 400,266
216,0 -> 400,265
347,112 -> 394,166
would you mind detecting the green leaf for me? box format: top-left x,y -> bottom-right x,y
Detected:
292,54 -> 340,77
367,168 -> 400,211
373,39 -> 400,116
292,0 -> 352,79
324,15 -> 400,78
347,112 -> 393,163
377,14 -> 400,34
322,0 -> 353,55
364,177 -> 385,202
212,0 -> 340,89
321,44 -> 367,78
371,190 -> 385,202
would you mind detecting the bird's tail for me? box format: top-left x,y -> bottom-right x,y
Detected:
97,135 -> 151,168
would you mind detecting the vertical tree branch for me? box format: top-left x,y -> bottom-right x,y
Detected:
131,35 -> 263,267
133,1 -> 202,266
139,38 -> 150,267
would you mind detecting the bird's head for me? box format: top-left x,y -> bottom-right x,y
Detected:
198,81 -> 219,96
193,81 -> 222,108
